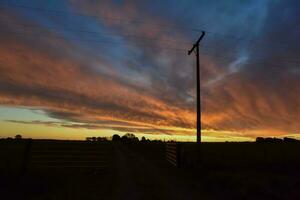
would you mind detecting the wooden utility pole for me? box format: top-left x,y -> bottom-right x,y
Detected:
188,31 -> 205,144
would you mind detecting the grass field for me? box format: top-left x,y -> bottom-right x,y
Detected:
0,140 -> 299,199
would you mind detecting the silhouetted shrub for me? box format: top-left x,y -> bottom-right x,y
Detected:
97,137 -> 107,142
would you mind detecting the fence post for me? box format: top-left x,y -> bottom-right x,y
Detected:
197,143 -> 202,168
20,139 -> 32,176
177,143 -> 181,168
166,142 -> 180,167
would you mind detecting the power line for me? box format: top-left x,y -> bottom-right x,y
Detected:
0,29 -> 189,52
0,29 -> 299,67
0,19 -> 193,46
0,1 -> 298,51
0,18 -> 299,65
0,2 -> 204,32
206,30 -> 298,50
0,1 -> 299,64
0,28 -> 225,58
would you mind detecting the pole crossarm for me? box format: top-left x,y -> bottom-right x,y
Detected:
188,31 -> 205,55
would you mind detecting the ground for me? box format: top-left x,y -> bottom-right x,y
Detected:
0,140 -> 300,200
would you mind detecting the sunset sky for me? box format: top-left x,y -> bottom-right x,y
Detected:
0,0 -> 299,141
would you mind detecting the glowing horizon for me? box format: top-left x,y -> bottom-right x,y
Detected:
1,107 -> 299,142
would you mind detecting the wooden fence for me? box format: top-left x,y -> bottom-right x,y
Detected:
165,142 -> 180,167
0,140 -> 113,174
166,142 -> 300,169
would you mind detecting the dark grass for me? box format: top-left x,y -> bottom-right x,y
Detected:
124,141 -> 300,199
1,140 -> 300,199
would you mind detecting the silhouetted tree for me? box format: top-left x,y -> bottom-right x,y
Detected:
256,137 -> 264,143
121,135 -> 128,142
256,137 -> 283,143
15,134 -> 22,140
141,136 -> 146,142
133,137 -> 139,142
266,137 -> 282,143
121,133 -> 139,142
112,134 -> 121,141
283,137 -> 299,143
124,133 -> 136,139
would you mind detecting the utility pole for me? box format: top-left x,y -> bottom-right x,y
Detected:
188,31 -> 205,144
